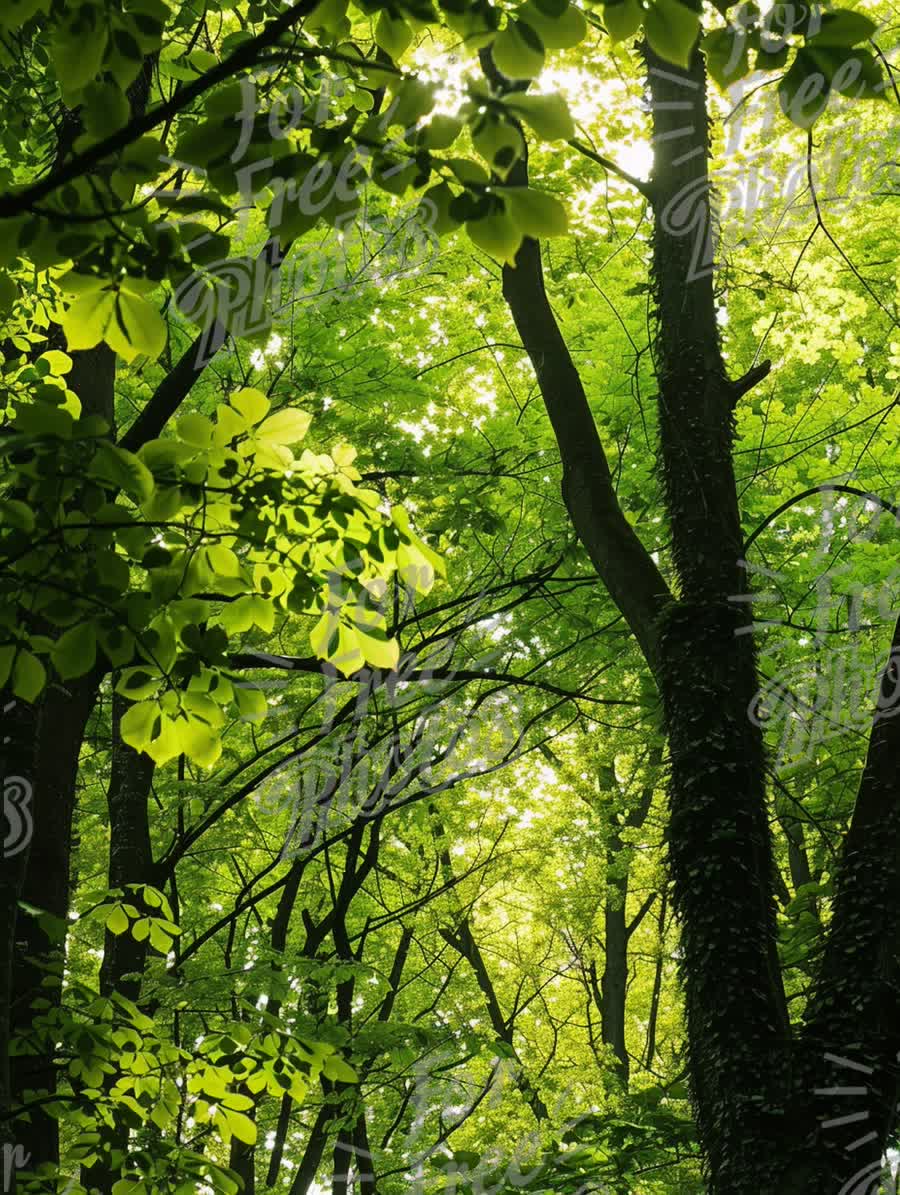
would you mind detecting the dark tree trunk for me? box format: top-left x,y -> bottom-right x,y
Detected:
495,30 -> 900,1193
644,41 -> 797,1192
0,698 -> 37,1163
596,759 -> 656,1085
99,692 -> 157,1000
10,667 -> 106,1165
7,328 -> 115,1165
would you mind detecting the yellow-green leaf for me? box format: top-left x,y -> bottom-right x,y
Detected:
256,407 -> 312,445
375,11 -> 413,59
51,622 -> 97,680
505,91 -> 576,141
602,0 -> 643,43
499,187 -> 569,237
520,1 -> 588,50
466,208 -> 524,265
109,290 -> 167,361
644,0 -> 700,68
12,650 -> 46,702
492,19 -> 546,79
120,700 -> 159,753
322,1055 -> 359,1083
106,905 -> 130,936
230,387 -> 270,426
225,1108 -> 257,1145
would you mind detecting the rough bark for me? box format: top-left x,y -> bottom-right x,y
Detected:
643,41 -> 795,1191
6,320 -> 115,1159
99,692 -> 158,1000
592,758 -> 657,1085
0,699 -> 36,1159
10,670 -> 105,1164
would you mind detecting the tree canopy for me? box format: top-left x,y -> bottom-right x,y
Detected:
0,0 -> 899,1193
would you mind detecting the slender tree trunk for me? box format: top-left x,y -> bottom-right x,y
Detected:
596,759 -> 657,1085
99,692 -> 157,1000
643,890 -> 667,1071
79,693 -> 158,1194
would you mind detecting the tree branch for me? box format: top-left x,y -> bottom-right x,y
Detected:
0,0 -> 320,219
567,138 -> 654,199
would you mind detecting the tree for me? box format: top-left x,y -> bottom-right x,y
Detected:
1,0 -> 899,1192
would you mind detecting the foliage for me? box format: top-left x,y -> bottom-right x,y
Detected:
0,0 -> 898,1192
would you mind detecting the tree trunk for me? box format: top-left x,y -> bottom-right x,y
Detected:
0,698 -> 37,1164
644,40 -> 798,1191
99,692 -> 158,1001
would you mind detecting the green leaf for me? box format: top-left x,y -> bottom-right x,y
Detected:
492,19 -> 546,80
13,401 -> 74,438
505,92 -> 576,141
499,187 -> 569,237
230,387 -> 270,426
755,42 -> 790,70
0,0 -> 47,32
224,1108 -> 257,1145
148,922 -> 174,952
0,271 -> 18,313
519,1 -> 588,49
601,0 -> 643,42
177,412 -> 214,447
111,290 -> 167,361
355,628 -> 401,671
61,284 -> 166,361
807,46 -> 884,98
12,650 -> 46,702
322,1055 -> 359,1082
120,700 -> 159,753
375,11 -> 413,59
472,119 -> 525,177
96,623 -> 135,669
51,622 -> 97,680
106,905 -> 130,936
0,498 -> 35,532
36,350 -> 72,376
386,78 -> 436,128
51,18 -> 107,95
778,50 -> 830,127
448,158 -> 491,186
177,717 -> 222,768
420,115 -> 464,151
132,917 -> 151,941
206,544 -> 242,578
808,9 -> 878,46
307,0 -> 350,32
61,288 -> 117,352
256,408 -> 312,445
82,82 -> 131,138
90,440 -> 155,502
235,686 -> 268,722
119,135 -> 165,181
116,668 -> 162,700
0,647 -> 14,689
703,27 -> 749,88
644,0 -> 700,68
466,208 -> 524,265
418,183 -> 462,237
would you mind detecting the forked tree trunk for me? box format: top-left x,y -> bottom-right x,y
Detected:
501,32 -> 900,1192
